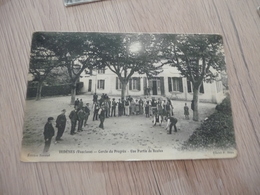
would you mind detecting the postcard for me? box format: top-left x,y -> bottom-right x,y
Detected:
21,32 -> 237,162
64,0 -> 102,7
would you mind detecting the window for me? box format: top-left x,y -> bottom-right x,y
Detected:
116,77 -> 122,90
186,80 -> 204,94
216,80 -> 222,92
129,77 -> 141,90
97,68 -> 105,74
97,80 -> 105,89
168,77 -> 183,92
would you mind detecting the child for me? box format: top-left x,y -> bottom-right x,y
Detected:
184,103 -> 189,119
145,101 -> 150,118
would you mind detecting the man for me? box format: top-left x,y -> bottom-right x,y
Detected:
78,99 -> 84,110
111,98 -> 117,117
77,108 -> 85,132
93,102 -> 99,121
165,116 -> 178,134
84,103 -> 90,126
55,109 -> 66,141
118,99 -> 123,116
106,98 -> 111,118
139,98 -> 144,115
74,98 -> 79,109
191,100 -> 194,112
93,93 -> 98,103
151,97 -> 157,116
124,99 -> 130,116
122,97 -> 125,115
98,104 -> 106,129
69,108 -> 78,135
43,117 -> 55,153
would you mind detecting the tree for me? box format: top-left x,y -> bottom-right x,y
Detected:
29,35 -> 60,100
32,32 -> 102,104
93,33 -> 163,99
161,34 -> 225,121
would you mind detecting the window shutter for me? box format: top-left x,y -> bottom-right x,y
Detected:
103,80 -> 105,89
168,77 -> 172,92
116,77 -> 118,90
137,78 -> 141,90
179,78 -> 183,92
129,78 -> 132,90
187,80 -> 192,93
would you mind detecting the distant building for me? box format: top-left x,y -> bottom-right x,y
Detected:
80,65 -> 225,104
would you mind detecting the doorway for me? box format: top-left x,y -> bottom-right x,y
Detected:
88,79 -> 92,92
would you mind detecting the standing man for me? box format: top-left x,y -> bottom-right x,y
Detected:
124,99 -> 130,116
139,98 -> 144,115
69,108 -> 78,135
77,108 -> 85,132
55,109 -> 66,141
107,98 -> 111,118
93,102 -> 99,121
165,116 -> 178,134
74,98 -> 79,109
191,100 -> 194,112
122,97 -> 126,115
118,99 -> 122,116
84,103 -> 90,126
111,98 -> 117,117
43,117 -> 55,153
98,104 -> 106,129
78,99 -> 84,110
93,93 -> 98,104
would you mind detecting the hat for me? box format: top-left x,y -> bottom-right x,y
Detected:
48,117 -> 54,121
62,109 -> 66,112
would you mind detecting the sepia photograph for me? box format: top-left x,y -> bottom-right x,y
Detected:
21,32 -> 237,162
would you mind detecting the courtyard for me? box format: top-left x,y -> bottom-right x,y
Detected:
22,94 -> 216,156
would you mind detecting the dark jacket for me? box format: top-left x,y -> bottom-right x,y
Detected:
69,110 -> 78,122
44,123 -> 55,139
56,114 -> 66,128
77,110 -> 85,121
84,106 -> 90,115
169,117 -> 178,124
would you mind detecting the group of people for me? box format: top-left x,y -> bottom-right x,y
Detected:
42,93 -> 193,153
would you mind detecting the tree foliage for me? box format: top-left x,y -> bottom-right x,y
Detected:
159,34 -> 225,121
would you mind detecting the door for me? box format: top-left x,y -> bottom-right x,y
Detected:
156,79 -> 161,95
88,79 -> 92,92
160,77 -> 165,96
152,80 -> 157,95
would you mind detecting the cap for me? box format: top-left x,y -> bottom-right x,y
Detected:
48,117 -> 54,121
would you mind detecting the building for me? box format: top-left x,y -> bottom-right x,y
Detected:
80,65 -> 225,104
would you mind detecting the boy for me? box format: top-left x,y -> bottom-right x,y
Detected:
184,103 -> 189,119
43,117 -> 55,153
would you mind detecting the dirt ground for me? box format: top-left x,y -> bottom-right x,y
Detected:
21,94 -> 217,155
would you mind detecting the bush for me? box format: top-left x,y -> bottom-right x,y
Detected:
27,82 -> 84,98
184,95 -> 236,149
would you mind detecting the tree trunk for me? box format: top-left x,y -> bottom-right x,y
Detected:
70,82 -> 77,105
121,81 -> 127,100
192,87 -> 199,121
36,81 -> 43,101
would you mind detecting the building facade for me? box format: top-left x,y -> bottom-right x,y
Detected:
80,65 -> 225,104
